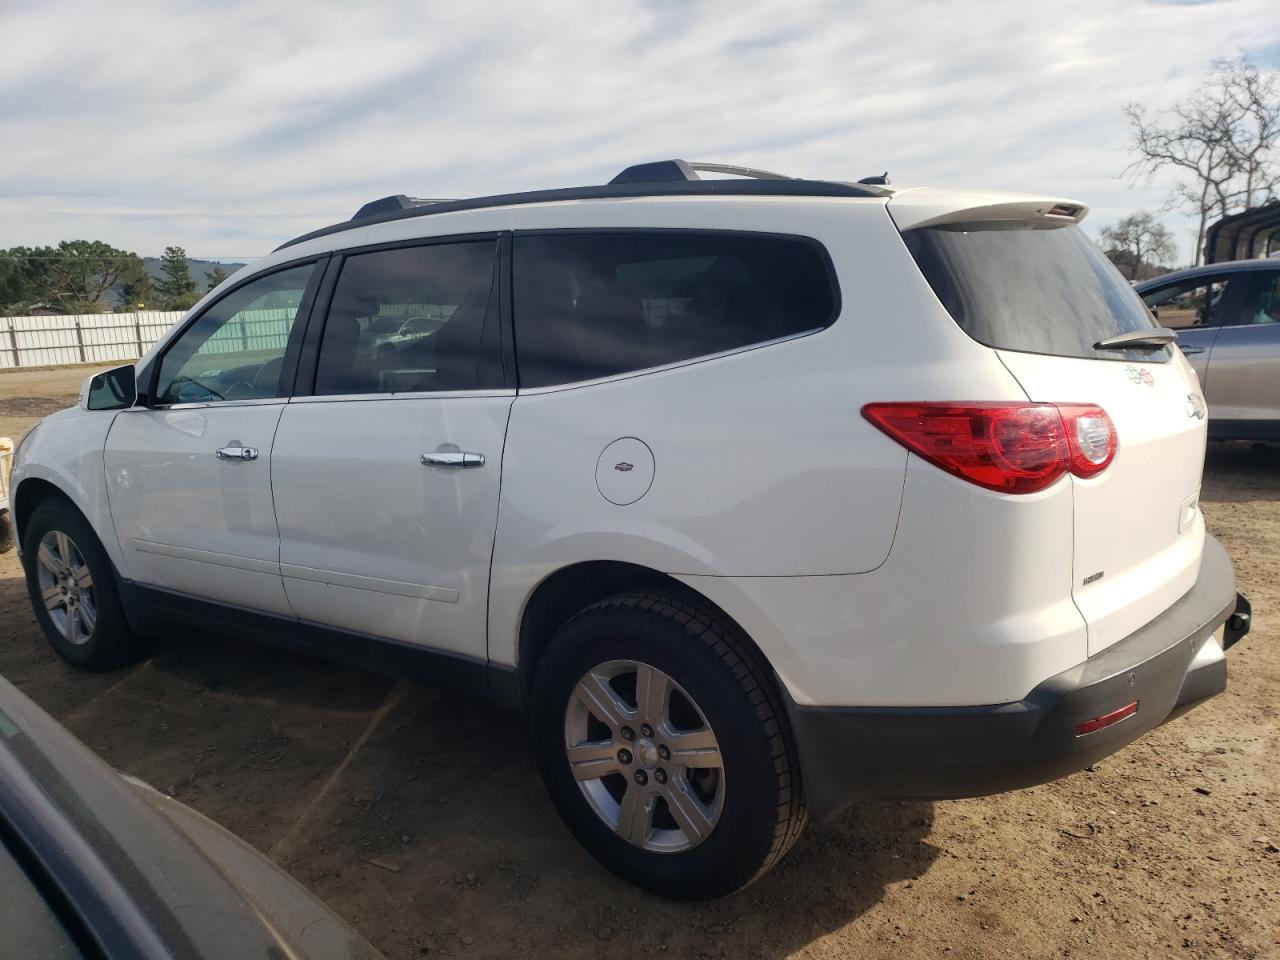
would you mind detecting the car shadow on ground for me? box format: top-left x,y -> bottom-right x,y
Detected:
0,549 -> 939,957
8,609 -> 939,958
270,673 -> 940,958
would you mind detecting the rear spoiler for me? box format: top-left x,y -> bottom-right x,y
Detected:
887,187 -> 1089,232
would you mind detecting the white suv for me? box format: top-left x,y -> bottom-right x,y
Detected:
7,160 -> 1252,898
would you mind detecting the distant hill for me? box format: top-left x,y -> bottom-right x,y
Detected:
140,257 -> 246,290
101,257 -> 246,309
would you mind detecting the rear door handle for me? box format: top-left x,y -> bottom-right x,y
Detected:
216,445 -> 259,461
421,451 -> 486,468
1180,345 -> 1206,355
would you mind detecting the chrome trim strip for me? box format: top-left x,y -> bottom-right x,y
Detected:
287,389 -> 516,404
129,539 -> 279,575
280,563 -> 459,603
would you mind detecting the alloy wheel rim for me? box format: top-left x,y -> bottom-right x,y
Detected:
35,530 -> 96,646
564,659 -> 724,853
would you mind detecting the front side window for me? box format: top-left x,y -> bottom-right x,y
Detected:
1141,277 -> 1229,329
512,231 -> 837,388
313,241 -> 500,395
155,263 -> 316,404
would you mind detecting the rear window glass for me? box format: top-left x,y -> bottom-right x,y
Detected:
513,231 -> 837,388
902,224 -> 1170,362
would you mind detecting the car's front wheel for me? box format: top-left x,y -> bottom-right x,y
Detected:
531,592 -> 807,899
22,498 -> 147,671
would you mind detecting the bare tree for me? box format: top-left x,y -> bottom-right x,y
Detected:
1124,57 -> 1280,265
1221,58 -> 1280,208
1099,212 -> 1178,280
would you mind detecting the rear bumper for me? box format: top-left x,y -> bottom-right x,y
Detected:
791,534 -> 1250,823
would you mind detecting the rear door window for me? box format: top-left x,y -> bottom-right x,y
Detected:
902,224 -> 1169,362
1220,270 -> 1280,327
512,231 -> 837,388
313,240 -> 502,395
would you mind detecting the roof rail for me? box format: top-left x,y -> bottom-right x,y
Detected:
351,195 -> 455,220
278,161 -> 890,251
609,159 -> 793,184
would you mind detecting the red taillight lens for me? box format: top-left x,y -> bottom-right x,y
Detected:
861,402 -> 1117,494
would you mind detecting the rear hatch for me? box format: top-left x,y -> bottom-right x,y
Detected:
892,192 -> 1208,656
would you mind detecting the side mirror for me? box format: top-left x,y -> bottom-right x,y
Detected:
81,365 -> 138,412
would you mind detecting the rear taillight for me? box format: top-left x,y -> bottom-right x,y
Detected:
861,402 -> 1117,494
1059,404 -> 1117,478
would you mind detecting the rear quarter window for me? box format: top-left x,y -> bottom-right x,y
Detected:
903,223 -> 1170,363
512,231 -> 837,388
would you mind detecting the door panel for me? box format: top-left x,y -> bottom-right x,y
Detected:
105,404 -> 292,614
1206,324 -> 1280,422
1173,326 -> 1217,385
1203,270 -> 1280,425
103,260 -> 321,615
271,396 -> 513,658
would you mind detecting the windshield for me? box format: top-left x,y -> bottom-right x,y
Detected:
902,223 -> 1170,362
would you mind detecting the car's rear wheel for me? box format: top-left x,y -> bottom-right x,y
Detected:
531,592 -> 807,899
22,499 -> 147,671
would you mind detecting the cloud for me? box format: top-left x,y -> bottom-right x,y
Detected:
2,0 -> 1278,262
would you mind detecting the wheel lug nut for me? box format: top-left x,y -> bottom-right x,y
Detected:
654,768 -> 667,784
619,726 -> 635,741
617,748 -> 632,765
658,744 -> 670,761
633,770 -> 648,786
640,723 -> 654,738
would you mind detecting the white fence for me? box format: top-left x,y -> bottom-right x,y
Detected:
0,311 -> 187,369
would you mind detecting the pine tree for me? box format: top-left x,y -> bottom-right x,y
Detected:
118,269 -> 154,311
156,246 -> 200,310
205,265 -> 229,291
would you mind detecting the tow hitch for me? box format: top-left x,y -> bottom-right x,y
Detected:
1224,593 -> 1252,651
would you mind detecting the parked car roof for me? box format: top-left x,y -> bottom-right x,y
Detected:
1135,258 -> 1280,292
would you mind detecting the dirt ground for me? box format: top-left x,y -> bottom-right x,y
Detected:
1,365 -> 1276,960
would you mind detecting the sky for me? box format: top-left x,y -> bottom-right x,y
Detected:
2,0 -> 1279,264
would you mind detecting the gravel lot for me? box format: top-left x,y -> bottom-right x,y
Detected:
1,365 -> 1277,960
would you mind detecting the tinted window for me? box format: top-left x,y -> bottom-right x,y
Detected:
314,241 -> 500,395
903,224 -> 1169,362
1223,270 -> 1280,326
1141,277 -> 1229,329
156,263 -> 315,404
513,232 -> 836,387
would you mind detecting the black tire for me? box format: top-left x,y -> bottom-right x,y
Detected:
531,591 -> 807,899
22,498 -> 147,671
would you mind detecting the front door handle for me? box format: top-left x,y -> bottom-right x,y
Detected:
216,445 -> 259,461
1180,345 -> 1207,355
421,451 -> 486,468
